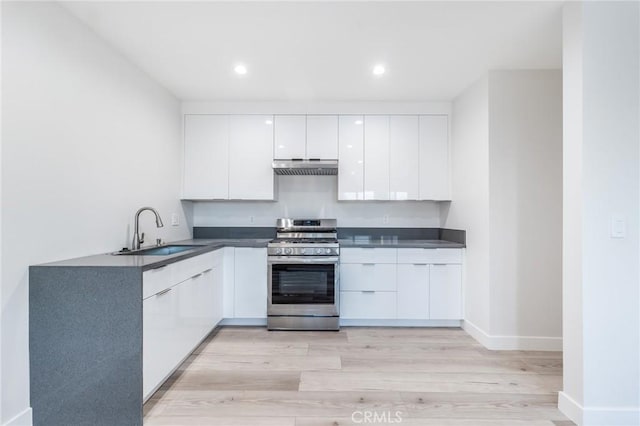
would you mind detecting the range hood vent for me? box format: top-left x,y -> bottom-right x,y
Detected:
272,160 -> 338,176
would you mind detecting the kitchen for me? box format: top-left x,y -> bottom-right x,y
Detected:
2,2 -> 639,426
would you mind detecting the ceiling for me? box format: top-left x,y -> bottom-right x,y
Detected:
62,1 -> 563,102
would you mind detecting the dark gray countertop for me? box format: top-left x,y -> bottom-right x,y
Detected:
34,236 -> 464,270
34,238 -> 270,270
339,238 -> 465,249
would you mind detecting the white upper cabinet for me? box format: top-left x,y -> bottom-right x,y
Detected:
390,116 -> 420,200
419,115 -> 450,200
338,115 -> 364,200
183,115 -> 229,199
364,116 -> 390,200
274,115 -> 306,159
229,115 -> 275,200
306,115 -> 338,159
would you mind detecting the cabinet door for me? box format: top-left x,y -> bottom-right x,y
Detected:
338,115 -> 364,200
390,116 -> 419,200
234,247 -> 267,318
429,264 -> 462,319
229,115 -> 274,200
419,115 -> 450,200
364,115 -> 390,200
211,251 -> 224,327
183,115 -> 229,199
397,264 -> 429,319
307,115 -> 338,159
274,115 -> 306,159
143,286 -> 181,400
223,247 -> 236,318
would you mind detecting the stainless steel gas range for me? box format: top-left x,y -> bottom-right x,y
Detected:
267,218 -> 339,331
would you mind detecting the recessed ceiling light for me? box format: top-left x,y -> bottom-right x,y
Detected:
234,64 -> 247,75
354,120 -> 363,125
265,120 -> 273,125
372,64 -> 386,76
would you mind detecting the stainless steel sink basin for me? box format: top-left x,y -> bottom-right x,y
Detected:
114,245 -> 202,256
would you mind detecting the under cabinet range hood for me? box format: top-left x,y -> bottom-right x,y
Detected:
272,159 -> 338,176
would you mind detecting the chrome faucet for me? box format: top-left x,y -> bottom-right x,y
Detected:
132,207 -> 164,250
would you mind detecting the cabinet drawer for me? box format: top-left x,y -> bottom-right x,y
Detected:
143,265 -> 174,299
340,291 -> 396,319
340,248 -> 397,264
171,251 -> 216,284
397,248 -> 462,264
143,251 -> 217,299
340,263 -> 396,291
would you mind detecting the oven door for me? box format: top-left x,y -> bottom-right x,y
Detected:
268,256 -> 339,317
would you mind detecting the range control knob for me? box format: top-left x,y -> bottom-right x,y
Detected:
300,248 -> 306,254
284,247 -> 293,255
327,248 -> 334,255
316,248 -> 325,255
275,248 -> 282,255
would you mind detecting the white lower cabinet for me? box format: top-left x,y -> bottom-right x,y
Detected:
429,264 -> 462,319
233,247 -> 268,318
397,264 -> 430,319
340,248 -> 463,322
142,250 -> 223,401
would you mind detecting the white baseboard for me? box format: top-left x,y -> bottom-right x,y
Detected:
559,391 -> 640,426
340,319 -> 462,327
3,408 -> 32,426
559,391 -> 583,425
463,320 -> 562,351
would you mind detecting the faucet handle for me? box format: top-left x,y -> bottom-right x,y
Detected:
140,232 -> 145,245
156,238 -> 163,247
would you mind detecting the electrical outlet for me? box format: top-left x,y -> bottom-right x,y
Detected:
610,215 -> 626,239
250,216 -> 255,224
171,213 -> 180,226
383,215 -> 389,225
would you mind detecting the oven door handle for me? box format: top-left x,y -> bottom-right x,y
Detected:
268,256 -> 339,264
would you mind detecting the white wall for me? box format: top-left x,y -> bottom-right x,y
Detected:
561,1 -> 585,412
444,77 -> 491,333
194,175 -> 441,227
1,3 -> 190,424
446,70 -> 563,350
561,2 -> 640,425
488,70 -> 563,340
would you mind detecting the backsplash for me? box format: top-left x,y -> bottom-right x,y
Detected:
192,175 -> 444,227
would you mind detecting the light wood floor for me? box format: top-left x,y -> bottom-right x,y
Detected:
144,326 -> 574,426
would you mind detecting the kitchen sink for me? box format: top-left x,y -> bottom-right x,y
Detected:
115,244 -> 202,256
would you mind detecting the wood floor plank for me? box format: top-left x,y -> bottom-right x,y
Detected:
167,370 -> 301,391
340,355 -> 537,374
145,416 -> 296,425
180,353 -> 341,372
196,341 -> 310,356
399,392 -> 568,420
346,328 -> 477,345
299,371 -> 561,394
308,342 -> 482,358
476,347 -> 563,359
153,390 -> 405,417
